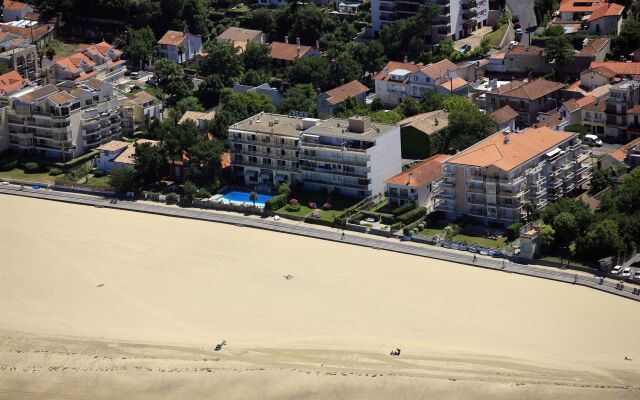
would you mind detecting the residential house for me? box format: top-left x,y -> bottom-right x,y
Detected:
0,43 -> 38,80
626,105 -> 640,139
216,27 -> 265,53
604,136 -> 640,169
317,80 -> 369,116
123,91 -> 163,134
233,83 -> 282,107
580,1 -> 624,35
2,0 -> 34,22
437,76 -> 469,96
397,110 -> 449,159
438,127 -> 592,225
485,79 -> 566,128
385,154 -> 449,212
48,41 -> 126,84
562,38 -> 610,76
0,21 -> 54,48
397,110 -> 449,158
0,69 -> 31,151
229,113 -> 402,198
178,109 -> 216,130
157,30 -> 203,63
268,38 -> 319,65
558,0 -> 608,21
3,79 -> 125,159
581,97 -> 606,137
536,111 -> 566,130
504,45 -> 548,74
491,105 -> 518,133
559,95 -> 596,124
589,61 -> 640,79
579,66 -> 618,90
371,0 -> 490,44
95,140 -> 129,171
486,51 -> 507,73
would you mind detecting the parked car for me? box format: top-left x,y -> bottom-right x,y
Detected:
515,28 -> 523,36
584,134 -> 603,147
622,267 -> 632,278
130,71 -> 140,79
468,246 -> 477,253
458,244 -> 468,251
457,44 -> 472,53
509,40 -> 519,48
634,271 -> 640,281
479,249 -> 489,256
442,241 -> 452,248
492,251 -> 503,258
450,243 -> 460,250
512,15 -> 520,23
611,265 -> 623,274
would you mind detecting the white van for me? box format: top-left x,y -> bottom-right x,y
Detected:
584,134 -> 603,147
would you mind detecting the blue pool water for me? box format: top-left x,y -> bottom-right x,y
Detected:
219,191 -> 272,207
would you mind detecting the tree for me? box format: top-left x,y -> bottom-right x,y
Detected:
564,124 -> 588,135
153,59 -> 193,99
540,197 -> 593,235
590,166 -> 616,194
379,3 -> 441,59
109,168 -> 136,195
196,74 -> 225,109
181,181 -> 199,203
173,96 -> 204,121
289,4 -> 335,45
539,223 -> 556,252
241,69 -> 272,87
545,33 -> 575,66
249,191 -> 258,207
552,212 -> 578,249
220,89 -> 275,122
327,52 -> 363,88
184,138 -> 225,184
133,142 -> 166,185
353,40 -> 387,73
125,26 -> 156,69
245,8 -> 277,37
419,90 -> 447,112
242,42 -> 272,71
612,18 -> 640,58
575,219 -> 624,261
441,97 -> 496,152
397,97 -> 421,118
277,84 -> 317,116
199,42 -> 244,86
287,56 -> 330,89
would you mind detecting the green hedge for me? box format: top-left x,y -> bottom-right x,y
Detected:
403,216 -> 427,236
53,151 -> 99,170
265,192 -> 289,211
305,217 -> 335,227
380,213 -> 395,225
396,207 -> 426,224
392,202 -> 416,217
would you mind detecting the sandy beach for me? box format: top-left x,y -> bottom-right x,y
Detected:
0,194 -> 639,399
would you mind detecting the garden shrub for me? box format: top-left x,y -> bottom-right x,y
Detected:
322,202 -> 332,210
48,167 -> 63,176
390,222 -> 403,231
196,188 -> 212,198
23,162 -> 39,173
265,192 -> 289,211
93,169 -> 106,177
285,203 -> 301,212
397,207 -> 426,224
166,193 -> 180,203
403,216 -> 427,236
506,222 -> 523,241
392,202 -> 416,217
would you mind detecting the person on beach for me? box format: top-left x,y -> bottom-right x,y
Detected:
341,232 -> 345,240
473,254 -> 477,262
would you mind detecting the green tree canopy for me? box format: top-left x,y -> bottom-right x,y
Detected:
133,142 -> 166,185
199,42 -> 244,86
552,212 -> 578,249
124,26 -> 156,69
277,84 -> 317,116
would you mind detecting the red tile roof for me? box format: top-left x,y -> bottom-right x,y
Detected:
324,80 -> 369,105
446,127 -> 575,171
589,61 -> 640,76
559,0 -> 602,13
0,23 -> 53,41
158,30 -> 188,46
385,154 -> 449,187
373,61 -> 421,82
588,2 -> 624,21
3,0 -> 29,11
610,136 -> 640,162
507,45 -> 545,56
438,76 -> 468,92
491,105 -> 518,125
268,41 -> 315,61
0,70 -> 29,95
577,38 -> 610,57
498,79 -> 565,100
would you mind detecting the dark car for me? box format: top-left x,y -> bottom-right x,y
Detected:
512,15 -> 519,23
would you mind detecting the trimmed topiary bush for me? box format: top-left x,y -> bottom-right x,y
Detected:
23,162 -> 39,173
285,203 -> 301,212
397,207 -> 426,224
392,202 -> 416,217
93,169 -> 106,178
48,167 -> 63,176
166,193 -> 179,204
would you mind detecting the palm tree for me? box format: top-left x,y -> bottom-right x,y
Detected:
178,44 -> 185,63
249,191 -> 258,207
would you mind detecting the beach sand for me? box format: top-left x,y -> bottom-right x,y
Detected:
0,195 -> 639,399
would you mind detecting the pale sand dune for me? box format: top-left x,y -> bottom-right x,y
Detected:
0,195 -> 639,399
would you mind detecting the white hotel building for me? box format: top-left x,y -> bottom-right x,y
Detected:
229,114 -> 402,198
371,0 -> 489,43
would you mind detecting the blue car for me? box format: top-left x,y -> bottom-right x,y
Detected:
458,244 -> 468,251
468,246 -> 477,253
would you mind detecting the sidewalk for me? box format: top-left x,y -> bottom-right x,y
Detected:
2,185 -> 639,302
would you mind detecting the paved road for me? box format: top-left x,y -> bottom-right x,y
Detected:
506,0 -> 537,45
2,185 -> 639,302
591,142 -> 622,157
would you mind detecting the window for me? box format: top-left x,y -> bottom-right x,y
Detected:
280,149 -> 285,155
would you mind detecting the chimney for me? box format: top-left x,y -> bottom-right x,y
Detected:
407,172 -> 414,185
383,67 -> 388,77
316,39 -> 320,49
285,35 -> 289,44
404,54 -> 408,64
435,117 -> 439,126
296,46 -> 301,58
260,34 -> 265,44
296,37 -> 301,46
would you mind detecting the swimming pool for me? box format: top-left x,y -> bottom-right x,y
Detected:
219,191 -> 272,207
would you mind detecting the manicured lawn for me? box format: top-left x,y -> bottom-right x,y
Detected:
451,234 -> 507,249
417,227 -> 445,238
0,168 -> 55,184
276,192 -> 357,222
485,24 -> 509,48
84,175 -> 112,188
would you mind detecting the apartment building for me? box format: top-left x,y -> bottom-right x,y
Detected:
604,80 -> 640,140
385,153 -> 449,212
484,79 -> 565,129
48,41 -> 126,84
122,91 -> 163,134
438,127 -> 591,225
299,116 -> 401,197
371,0 -> 489,43
229,113 -> 402,198
157,30 -> 203,64
229,113 -> 306,188
3,79 -> 125,160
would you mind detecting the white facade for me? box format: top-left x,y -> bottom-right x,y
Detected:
157,31 -> 203,64
371,0 -> 489,41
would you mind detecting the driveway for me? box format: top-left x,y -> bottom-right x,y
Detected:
506,0 -> 537,45
591,142 -> 622,157
454,26 -> 493,50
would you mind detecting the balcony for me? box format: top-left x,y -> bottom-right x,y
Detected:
467,185 -> 485,193
304,177 -> 370,191
299,153 -> 368,167
463,10 -> 478,19
462,0 -> 477,10
300,141 -> 368,153
300,165 -> 368,179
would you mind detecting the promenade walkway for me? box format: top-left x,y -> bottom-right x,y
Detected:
2,185 -> 639,302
